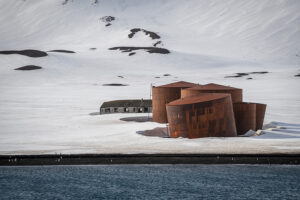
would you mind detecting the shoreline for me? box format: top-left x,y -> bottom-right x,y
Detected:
0,154 -> 299,166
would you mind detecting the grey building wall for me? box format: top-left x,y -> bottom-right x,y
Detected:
100,106 -> 152,114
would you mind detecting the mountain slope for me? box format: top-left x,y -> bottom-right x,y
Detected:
0,0 -> 299,154
0,0 -> 299,64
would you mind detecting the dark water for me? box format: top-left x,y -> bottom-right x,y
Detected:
0,165 -> 300,200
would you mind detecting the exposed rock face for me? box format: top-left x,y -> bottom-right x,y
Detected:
102,83 -> 128,86
109,46 -> 170,54
100,16 -> 115,26
128,28 -> 160,40
48,50 -> 75,53
14,65 -> 42,70
0,50 -> 48,57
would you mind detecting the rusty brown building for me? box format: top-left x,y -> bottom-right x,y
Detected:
233,102 -> 267,135
256,103 -> 267,130
166,93 -> 237,138
233,102 -> 257,135
152,81 -> 199,123
149,81 -> 267,138
181,83 -> 243,103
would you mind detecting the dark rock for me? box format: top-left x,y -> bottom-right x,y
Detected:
236,73 -> 249,76
0,50 -> 48,57
62,0 -> 69,5
102,83 -> 128,86
122,50 -> 132,53
128,28 -> 141,38
163,74 -> 171,76
14,65 -> 42,71
128,28 -> 160,40
48,50 -> 75,53
129,52 -> 136,56
225,72 -> 249,78
250,71 -> 269,74
153,41 -> 162,47
225,71 -> 269,78
118,76 -> 124,78
225,75 -> 243,78
294,73 -> 300,77
155,77 -> 160,78
109,46 -> 170,54
100,16 -> 115,23
143,30 -> 160,40
247,77 -> 253,80
89,48 -> 97,50
105,23 -> 112,27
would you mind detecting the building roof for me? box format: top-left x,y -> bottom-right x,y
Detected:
101,99 -> 152,108
167,93 -> 230,106
156,81 -> 199,88
186,83 -> 241,91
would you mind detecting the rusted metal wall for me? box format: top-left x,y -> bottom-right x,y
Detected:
152,87 -> 181,123
181,88 -> 243,103
166,94 -> 237,138
256,103 -> 267,130
233,102 -> 256,135
152,81 -> 199,123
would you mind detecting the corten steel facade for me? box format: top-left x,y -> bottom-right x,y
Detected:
181,83 -> 243,103
256,103 -> 267,130
233,102 -> 257,135
151,81 -> 266,138
166,94 -> 237,138
152,81 -> 199,123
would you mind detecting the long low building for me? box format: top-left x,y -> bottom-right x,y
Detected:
100,99 -> 152,114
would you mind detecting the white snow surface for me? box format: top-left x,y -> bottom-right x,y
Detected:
0,0 -> 299,155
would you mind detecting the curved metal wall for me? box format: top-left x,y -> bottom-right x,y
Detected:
256,103 -> 267,130
152,87 -> 181,123
166,94 -> 237,138
233,102 -> 256,135
181,88 -> 243,103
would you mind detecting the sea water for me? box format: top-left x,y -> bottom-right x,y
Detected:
0,165 -> 299,199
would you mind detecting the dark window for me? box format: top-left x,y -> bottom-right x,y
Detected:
114,108 -> 118,112
144,107 -> 148,112
105,108 -> 110,113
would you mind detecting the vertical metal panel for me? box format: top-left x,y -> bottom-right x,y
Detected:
256,103 -> 267,130
233,102 -> 256,135
152,81 -> 200,123
166,95 -> 237,138
152,87 -> 181,123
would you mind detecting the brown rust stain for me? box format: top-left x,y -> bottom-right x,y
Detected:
233,102 -> 256,135
256,103 -> 267,130
152,81 -> 200,123
167,95 -> 237,138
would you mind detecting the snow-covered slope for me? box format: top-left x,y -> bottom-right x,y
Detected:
0,0 -> 299,155
1,0 -> 300,63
